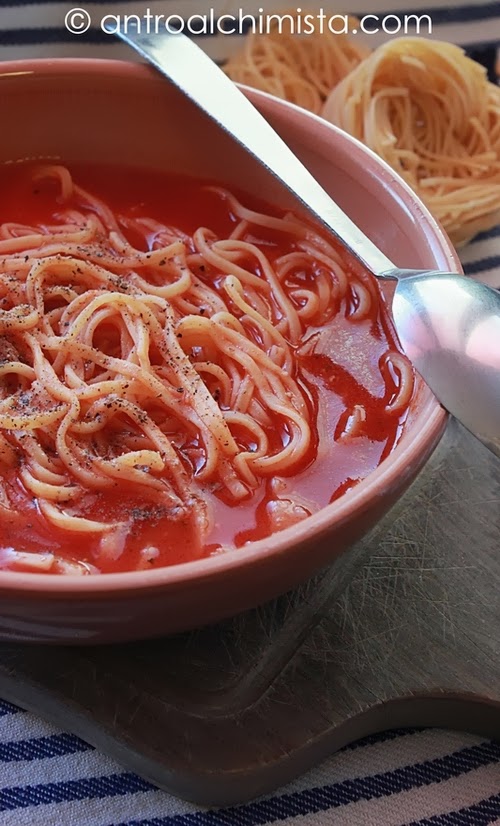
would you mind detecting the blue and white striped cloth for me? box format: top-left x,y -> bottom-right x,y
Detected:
1,696 -> 500,825
0,1 -> 499,823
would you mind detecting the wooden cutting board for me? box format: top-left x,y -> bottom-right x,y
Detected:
0,419 -> 498,806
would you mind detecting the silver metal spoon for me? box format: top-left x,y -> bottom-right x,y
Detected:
114,27 -> 500,459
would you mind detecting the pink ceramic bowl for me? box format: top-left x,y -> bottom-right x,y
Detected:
0,60 -> 458,643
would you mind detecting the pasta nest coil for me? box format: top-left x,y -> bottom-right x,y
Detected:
322,37 -> 500,246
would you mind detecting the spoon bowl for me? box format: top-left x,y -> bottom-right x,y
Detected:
392,271 -> 500,456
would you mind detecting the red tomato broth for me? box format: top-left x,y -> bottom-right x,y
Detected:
0,163 -> 411,574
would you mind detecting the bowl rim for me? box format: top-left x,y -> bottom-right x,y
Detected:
0,57 -> 458,595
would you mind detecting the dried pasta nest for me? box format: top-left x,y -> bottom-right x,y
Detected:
322,37 -> 500,246
224,9 -> 370,115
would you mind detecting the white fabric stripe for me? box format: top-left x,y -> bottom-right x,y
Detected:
0,747 -> 117,790
463,238 -> 500,258
0,712 -> 57,743
283,763 -> 500,826
466,269 -> 500,288
460,240 -> 500,287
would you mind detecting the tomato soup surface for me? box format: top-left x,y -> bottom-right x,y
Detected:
0,163 -> 413,574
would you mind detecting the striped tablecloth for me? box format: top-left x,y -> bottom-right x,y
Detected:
0,2 -> 499,824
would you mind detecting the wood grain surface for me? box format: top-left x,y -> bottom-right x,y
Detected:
0,419 -> 498,805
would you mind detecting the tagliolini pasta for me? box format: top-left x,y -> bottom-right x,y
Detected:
0,163 -> 413,574
322,38 -> 500,246
226,25 -> 500,246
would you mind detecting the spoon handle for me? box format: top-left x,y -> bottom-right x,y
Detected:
113,29 -> 396,277
114,27 -> 500,463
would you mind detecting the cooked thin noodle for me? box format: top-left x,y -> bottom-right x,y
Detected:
0,165 -> 414,573
322,38 -> 500,245
224,9 -> 370,114
381,352 -> 415,414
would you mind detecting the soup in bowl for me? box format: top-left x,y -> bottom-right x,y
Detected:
0,60 -> 457,642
